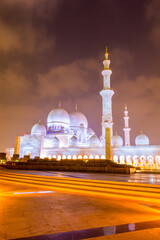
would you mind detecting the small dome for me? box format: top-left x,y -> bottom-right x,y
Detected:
135,133 -> 149,146
70,111 -> 88,128
88,135 -> 100,147
52,137 -> 60,147
47,108 -> 70,128
31,121 -> 46,136
112,134 -> 123,147
69,135 -> 78,147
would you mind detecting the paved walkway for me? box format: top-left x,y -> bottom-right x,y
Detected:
0,181 -> 160,240
1,167 -> 160,184
0,167 -> 160,239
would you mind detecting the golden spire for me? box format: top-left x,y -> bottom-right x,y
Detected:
75,104 -> 78,111
125,103 -> 127,111
105,46 -> 109,60
58,101 -> 61,108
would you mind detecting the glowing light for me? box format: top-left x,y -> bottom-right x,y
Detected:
57,155 -> 61,160
126,155 -> 132,165
83,155 -> 88,159
140,155 -> 146,166
133,155 -> 139,161
73,155 -> 77,160
101,155 -> 105,159
62,155 -> 66,159
155,155 -> 160,166
113,155 -> 118,163
120,155 -> 125,164
133,155 -> 139,166
147,155 -> 154,166
67,155 -> 71,159
95,155 -> 99,159
78,155 -> 82,159
26,151 -> 31,156
48,155 -> 51,160
89,155 -> 93,159
52,155 -> 56,159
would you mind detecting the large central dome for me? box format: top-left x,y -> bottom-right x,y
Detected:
70,111 -> 88,128
47,108 -> 70,130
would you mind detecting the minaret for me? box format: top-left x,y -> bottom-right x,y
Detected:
123,105 -> 131,146
100,47 -> 114,141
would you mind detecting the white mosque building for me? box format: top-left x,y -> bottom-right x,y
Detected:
6,48 -> 160,168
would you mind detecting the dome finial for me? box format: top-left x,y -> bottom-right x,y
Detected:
75,104 -> 78,111
38,120 -> 41,124
59,101 -> 61,108
105,46 -> 109,59
116,131 -> 118,135
140,130 -> 143,134
125,103 -> 127,110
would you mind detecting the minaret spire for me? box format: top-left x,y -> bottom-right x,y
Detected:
105,46 -> 109,59
123,104 -> 131,146
100,47 -> 114,143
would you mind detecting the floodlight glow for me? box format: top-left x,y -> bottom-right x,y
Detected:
14,191 -> 54,195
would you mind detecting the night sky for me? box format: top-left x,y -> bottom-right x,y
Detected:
0,0 -> 160,151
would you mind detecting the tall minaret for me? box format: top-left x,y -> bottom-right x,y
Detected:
100,47 -> 114,142
123,105 -> 131,146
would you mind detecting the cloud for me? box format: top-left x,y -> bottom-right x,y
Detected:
0,21 -> 20,52
145,0 -> 160,48
2,0 -> 60,8
0,57 -> 100,151
110,48 -> 160,144
37,58 -> 99,100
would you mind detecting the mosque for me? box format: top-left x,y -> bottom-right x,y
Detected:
6,48 -> 160,168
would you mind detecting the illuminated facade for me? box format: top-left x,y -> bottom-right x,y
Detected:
6,48 -> 160,168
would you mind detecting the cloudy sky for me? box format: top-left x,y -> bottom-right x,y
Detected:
0,0 -> 160,151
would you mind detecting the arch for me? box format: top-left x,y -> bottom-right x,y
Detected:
113,155 -> 118,163
95,155 -> 99,159
101,155 -> 105,159
52,155 -> 56,159
73,155 -> 77,160
133,155 -> 139,161
78,155 -> 82,159
140,155 -> 146,166
120,155 -> 125,164
57,155 -> 61,160
67,155 -> 71,160
62,155 -> 66,160
155,155 -> 160,166
126,155 -> 132,165
133,155 -> 139,166
83,155 -> 88,159
26,151 -> 31,156
89,155 -> 93,159
147,155 -> 154,166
